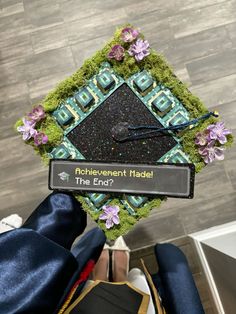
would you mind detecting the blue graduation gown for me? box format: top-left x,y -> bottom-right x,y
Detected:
0,192 -> 106,314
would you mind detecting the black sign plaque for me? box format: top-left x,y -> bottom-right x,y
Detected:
49,160 -> 195,198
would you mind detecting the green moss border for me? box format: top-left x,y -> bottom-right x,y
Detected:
15,24 -> 233,239
76,194 -> 164,240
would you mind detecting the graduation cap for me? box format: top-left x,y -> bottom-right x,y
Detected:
16,25 -> 231,239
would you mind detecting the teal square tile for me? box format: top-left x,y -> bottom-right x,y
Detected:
96,70 -> 115,93
169,112 -> 189,126
75,87 -> 94,111
51,144 -> 71,159
152,91 -> 173,116
127,195 -> 148,208
87,193 -> 110,207
134,71 -> 154,95
169,151 -> 189,163
53,106 -> 74,127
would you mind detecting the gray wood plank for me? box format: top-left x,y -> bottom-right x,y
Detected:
0,0 -> 24,18
0,81 -> 29,105
0,94 -> 31,139
165,26 -> 232,67
191,73 -> 236,107
23,0 -> 63,28
226,22 -> 236,47
65,8 -> 128,45
71,36 -> 108,68
31,24 -> 68,54
25,46 -> 76,82
174,66 -> 192,86
124,211 -> 185,250
0,34 -> 33,65
213,101 -> 236,131
180,191 -> 236,234
59,0 -> 105,23
28,70 -> 75,103
176,0 -> 227,11
186,49 -> 236,85
129,13 -> 174,50
0,12 -> 31,39
222,129 -> 236,192
0,60 -> 27,88
169,1 -> 236,39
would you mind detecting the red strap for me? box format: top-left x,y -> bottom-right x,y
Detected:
72,259 -> 95,290
58,259 -> 96,313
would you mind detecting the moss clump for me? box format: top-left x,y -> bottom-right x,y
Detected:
15,113 -> 63,165
35,115 -> 64,165
38,115 -> 63,145
76,194 -> 164,240
224,133 -> 234,148
14,118 -> 23,130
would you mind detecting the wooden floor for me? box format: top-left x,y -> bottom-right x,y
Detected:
0,0 -> 236,312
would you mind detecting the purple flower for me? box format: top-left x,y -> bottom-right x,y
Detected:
17,118 -> 36,141
99,205 -> 120,229
107,45 -> 125,61
128,38 -> 150,62
28,105 -> 46,123
207,122 -> 231,144
195,130 -> 210,146
198,141 -> 225,164
121,27 -> 139,42
33,132 -> 48,146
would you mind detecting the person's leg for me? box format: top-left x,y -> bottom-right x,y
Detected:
112,237 -> 130,282
81,247 -> 109,292
23,192 -> 87,249
113,250 -> 129,282
92,245 -> 109,281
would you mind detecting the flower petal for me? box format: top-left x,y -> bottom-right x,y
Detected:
106,219 -> 114,229
17,126 -> 25,132
112,215 -> 120,225
215,147 -> 225,160
218,135 -> 227,144
42,134 -> 48,144
99,213 -> 108,220
107,45 -> 125,61
23,132 -> 30,141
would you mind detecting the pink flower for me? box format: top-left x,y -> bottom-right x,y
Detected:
28,105 -> 46,123
121,27 -> 139,42
17,118 -> 36,141
198,141 -> 225,164
195,130 -> 210,146
107,45 -> 125,61
99,205 -> 120,229
33,132 -> 48,146
207,122 -> 231,144
128,39 -> 150,62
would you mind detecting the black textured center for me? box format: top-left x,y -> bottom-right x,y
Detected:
67,84 -> 177,163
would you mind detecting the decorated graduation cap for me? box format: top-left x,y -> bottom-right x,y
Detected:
16,25 -> 233,239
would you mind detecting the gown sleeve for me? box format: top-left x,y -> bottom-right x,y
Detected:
0,192 -> 105,314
